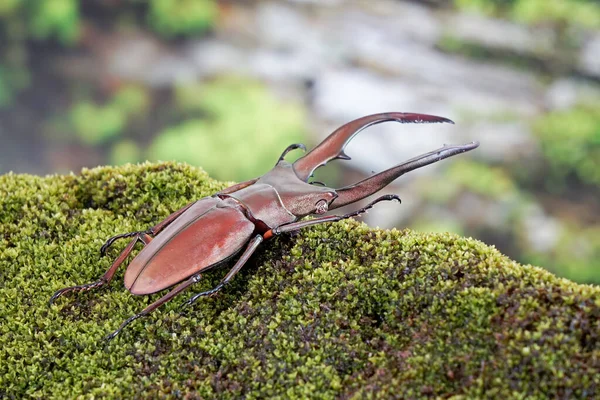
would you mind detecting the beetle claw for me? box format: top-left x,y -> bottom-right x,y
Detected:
100,231 -> 142,256
179,300 -> 192,311
49,279 -> 106,305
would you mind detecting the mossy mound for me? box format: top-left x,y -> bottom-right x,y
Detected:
1,162 -> 598,398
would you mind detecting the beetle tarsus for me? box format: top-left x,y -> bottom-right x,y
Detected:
181,235 -> 264,310
49,279 -> 106,305
51,235 -> 142,305
180,285 -> 224,310
100,231 -> 145,256
346,194 -> 402,218
104,313 -> 143,343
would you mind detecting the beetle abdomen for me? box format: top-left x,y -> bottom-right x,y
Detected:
124,197 -> 254,295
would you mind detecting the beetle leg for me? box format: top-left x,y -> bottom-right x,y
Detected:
100,201 -> 195,256
180,235 -> 264,310
263,194 -> 401,239
49,236 -> 140,304
329,142 -> 479,210
104,273 -> 203,342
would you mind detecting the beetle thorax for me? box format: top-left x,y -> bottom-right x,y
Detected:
255,162 -> 337,219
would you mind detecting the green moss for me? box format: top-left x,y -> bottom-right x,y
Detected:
1,162 -> 598,398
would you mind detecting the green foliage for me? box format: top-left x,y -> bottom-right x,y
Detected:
0,0 -> 217,107
0,65 -> 31,108
511,0 -> 600,28
455,0 -> 600,28
110,140 -> 143,166
446,159 -> 518,199
111,85 -> 151,117
0,0 -> 81,44
523,225 -> 600,284
66,85 -> 151,146
0,67 -> 12,107
148,0 -> 218,37
0,162 -> 599,398
148,77 -> 307,181
0,0 -> 80,107
533,104 -> 600,187
0,0 -> 19,17
28,0 -> 80,44
69,102 -> 127,145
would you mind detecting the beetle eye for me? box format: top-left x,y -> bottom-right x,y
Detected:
315,199 -> 328,215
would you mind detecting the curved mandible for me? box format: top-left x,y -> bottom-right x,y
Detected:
329,141 -> 479,210
292,112 -> 453,181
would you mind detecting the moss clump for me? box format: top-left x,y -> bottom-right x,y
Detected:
1,162 -> 598,398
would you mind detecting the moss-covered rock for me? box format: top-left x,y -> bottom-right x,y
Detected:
1,162 -> 598,399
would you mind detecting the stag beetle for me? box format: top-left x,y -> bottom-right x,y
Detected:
50,112 -> 479,341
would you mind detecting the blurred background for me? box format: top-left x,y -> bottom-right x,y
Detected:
0,0 -> 598,283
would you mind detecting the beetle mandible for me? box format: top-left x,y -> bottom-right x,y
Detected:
50,112 -> 479,341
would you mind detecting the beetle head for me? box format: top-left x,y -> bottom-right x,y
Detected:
265,113 -> 479,217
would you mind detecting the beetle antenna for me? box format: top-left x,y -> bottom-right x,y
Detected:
277,143 -> 307,164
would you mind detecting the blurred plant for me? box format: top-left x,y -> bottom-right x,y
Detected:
148,77 -> 307,182
454,0 -> 600,28
0,0 -> 80,108
534,104 -> 600,188
0,65 -> 30,108
0,0 -> 80,44
148,0 -> 218,37
28,0 -> 80,44
0,0 -> 218,109
446,159 -> 518,199
69,102 -> 126,145
110,139 -> 143,166
522,224 -> 600,284
53,85 -> 150,146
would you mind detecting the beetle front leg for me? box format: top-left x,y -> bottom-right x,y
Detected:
263,194 -> 401,239
49,234 -> 150,304
100,201 -> 195,256
180,235 -> 264,309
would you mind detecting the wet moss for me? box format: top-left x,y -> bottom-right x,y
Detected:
1,162 -> 598,398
